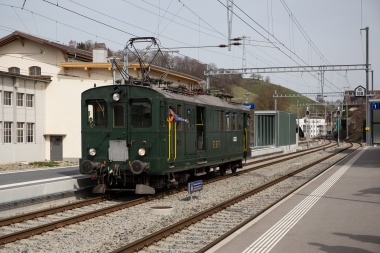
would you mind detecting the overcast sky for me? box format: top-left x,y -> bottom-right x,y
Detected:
0,0 -> 379,101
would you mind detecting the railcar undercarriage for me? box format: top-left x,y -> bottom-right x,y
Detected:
82,159 -> 243,194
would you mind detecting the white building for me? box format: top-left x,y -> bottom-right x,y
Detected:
0,31 -> 202,163
298,117 -> 327,138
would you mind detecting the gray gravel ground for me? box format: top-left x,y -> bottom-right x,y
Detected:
0,141 -> 353,253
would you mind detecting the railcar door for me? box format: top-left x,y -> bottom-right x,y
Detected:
196,106 -> 205,150
185,104 -> 196,156
109,101 -> 128,162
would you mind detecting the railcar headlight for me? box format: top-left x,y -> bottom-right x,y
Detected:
138,148 -> 146,156
89,148 -> 97,156
112,93 -> 120,101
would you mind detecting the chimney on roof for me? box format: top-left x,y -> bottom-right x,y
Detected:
93,43 -> 108,63
69,40 -> 77,48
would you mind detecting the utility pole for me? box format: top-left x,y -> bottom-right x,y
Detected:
274,90 -> 277,111
242,36 -> 248,69
121,46 -> 129,85
206,64 -> 210,90
226,0 -> 234,51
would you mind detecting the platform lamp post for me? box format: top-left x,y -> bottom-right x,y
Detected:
337,107 -> 341,146
306,106 -> 310,147
360,27 -> 370,146
343,87 -> 350,139
324,98 -> 327,138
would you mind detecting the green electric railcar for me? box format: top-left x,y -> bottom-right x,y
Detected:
80,84 -> 250,194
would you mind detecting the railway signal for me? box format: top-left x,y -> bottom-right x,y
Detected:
305,107 -> 310,117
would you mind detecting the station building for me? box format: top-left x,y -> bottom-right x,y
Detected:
0,31 -> 202,163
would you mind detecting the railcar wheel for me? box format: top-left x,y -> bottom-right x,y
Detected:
219,166 -> 226,176
231,167 -> 237,173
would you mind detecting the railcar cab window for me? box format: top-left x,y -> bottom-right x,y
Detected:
87,100 -> 107,128
130,99 -> 152,127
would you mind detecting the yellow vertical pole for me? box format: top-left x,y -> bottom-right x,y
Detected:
244,128 -> 248,151
167,119 -> 171,161
174,122 -> 177,160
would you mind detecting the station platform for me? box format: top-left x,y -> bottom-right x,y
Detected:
209,146 -> 380,253
0,166 -> 95,216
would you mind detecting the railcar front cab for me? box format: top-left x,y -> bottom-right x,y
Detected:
80,86 -> 155,194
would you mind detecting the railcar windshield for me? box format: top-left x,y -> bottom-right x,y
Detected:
87,100 -> 107,127
113,105 -> 125,127
130,99 -> 152,127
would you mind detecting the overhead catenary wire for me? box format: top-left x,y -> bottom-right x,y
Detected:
38,0 -> 239,62
0,0 -> 364,95
279,0 -> 349,86
219,0 -> 341,93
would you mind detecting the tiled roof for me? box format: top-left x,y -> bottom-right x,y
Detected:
0,31 -> 92,61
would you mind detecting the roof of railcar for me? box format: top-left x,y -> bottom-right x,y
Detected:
154,87 -> 249,111
82,84 -> 249,111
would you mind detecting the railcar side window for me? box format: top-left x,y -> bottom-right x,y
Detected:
113,105 -> 124,127
225,112 -> 230,131
87,100 -> 107,127
218,111 -> 225,131
232,112 -> 237,131
238,113 -> 243,130
130,99 -> 152,128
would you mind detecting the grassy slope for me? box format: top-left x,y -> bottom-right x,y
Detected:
230,78 -> 316,114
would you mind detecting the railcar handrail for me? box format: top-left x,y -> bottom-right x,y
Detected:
168,119 -> 171,161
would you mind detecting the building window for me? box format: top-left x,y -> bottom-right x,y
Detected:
26,94 -> 34,107
27,123 -> 34,143
17,93 -> 24,107
29,66 -> 41,76
4,91 -> 12,106
8,67 -> 20,74
4,122 -> 12,143
17,122 -> 24,143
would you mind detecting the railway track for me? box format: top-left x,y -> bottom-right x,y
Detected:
0,140 -> 337,247
111,142 -> 360,253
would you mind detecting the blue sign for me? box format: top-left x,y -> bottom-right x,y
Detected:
243,103 -> 255,110
188,180 -> 203,194
372,102 -> 380,110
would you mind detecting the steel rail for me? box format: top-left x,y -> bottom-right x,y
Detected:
0,140 -> 335,246
111,142 -> 358,253
0,196 -> 105,227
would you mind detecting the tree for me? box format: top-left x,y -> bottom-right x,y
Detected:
76,42 -> 86,50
